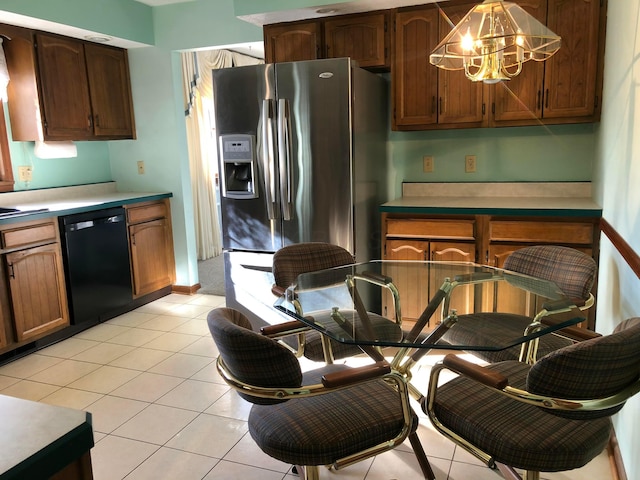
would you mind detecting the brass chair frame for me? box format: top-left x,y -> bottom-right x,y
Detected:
425,353 -> 640,480
215,355 -> 434,479
265,269 -> 403,364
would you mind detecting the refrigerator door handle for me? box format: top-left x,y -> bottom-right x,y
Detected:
262,99 -> 277,220
278,98 -> 293,221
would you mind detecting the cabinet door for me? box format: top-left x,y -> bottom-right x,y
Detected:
324,13 -> 388,69
437,2 -> 485,126
430,242 -> 476,322
542,0 -> 601,119
35,34 -> 93,140
492,0 -> 547,123
384,239 -> 430,324
84,43 -> 136,139
264,21 -> 322,63
129,219 -> 174,297
6,244 -> 69,341
393,8 -> 439,129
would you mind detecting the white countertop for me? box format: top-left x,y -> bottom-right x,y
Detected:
381,182 -> 601,215
0,182 -> 172,223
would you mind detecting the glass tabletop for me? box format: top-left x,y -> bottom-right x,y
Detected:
273,260 -> 585,351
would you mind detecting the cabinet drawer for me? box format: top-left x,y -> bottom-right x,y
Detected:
489,221 -> 594,244
127,202 -> 167,224
1,221 -> 58,249
386,218 -> 475,240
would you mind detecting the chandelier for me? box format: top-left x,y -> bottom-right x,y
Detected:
429,1 -> 561,84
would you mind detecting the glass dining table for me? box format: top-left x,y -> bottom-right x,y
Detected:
273,260 -> 586,388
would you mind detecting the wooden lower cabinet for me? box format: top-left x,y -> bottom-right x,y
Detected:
382,213 -> 600,329
0,218 -> 69,348
383,236 -> 476,326
6,244 -> 69,341
127,200 -> 176,298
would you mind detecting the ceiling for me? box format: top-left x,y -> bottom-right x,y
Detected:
1,0 -> 442,51
130,0 -> 441,25
236,0 -> 441,26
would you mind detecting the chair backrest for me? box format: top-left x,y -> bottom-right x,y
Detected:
526,317 -> 640,419
504,245 -> 597,302
272,242 -> 355,290
207,307 -> 303,405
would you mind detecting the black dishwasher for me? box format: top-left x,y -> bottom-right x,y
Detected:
59,207 -> 133,325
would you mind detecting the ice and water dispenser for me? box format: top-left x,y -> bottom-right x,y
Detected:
219,134 -> 258,199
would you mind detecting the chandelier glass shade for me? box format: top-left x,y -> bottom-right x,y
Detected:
429,1 -> 561,84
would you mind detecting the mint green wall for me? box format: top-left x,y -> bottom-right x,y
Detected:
153,1 -> 262,50
389,123 -> 595,195
108,47 -> 197,287
1,0 -> 153,192
592,1 -> 640,478
3,108 -> 112,191
0,0 -> 153,44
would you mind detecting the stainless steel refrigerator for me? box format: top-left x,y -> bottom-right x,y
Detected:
212,57 -> 389,328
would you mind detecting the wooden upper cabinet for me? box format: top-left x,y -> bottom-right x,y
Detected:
2,26 -> 135,141
492,0 -> 602,125
392,0 -> 605,130
324,12 -> 389,69
491,0 -> 547,123
264,21 -> 321,63
264,13 -> 389,69
393,7 -> 439,129
84,43 -> 136,138
393,3 -> 485,130
36,34 -> 93,140
437,2 -> 485,127
543,0 -> 601,120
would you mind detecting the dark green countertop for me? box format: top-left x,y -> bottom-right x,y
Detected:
0,191 -> 172,226
0,395 -> 93,479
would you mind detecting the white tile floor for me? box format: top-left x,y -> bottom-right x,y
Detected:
0,293 -> 614,480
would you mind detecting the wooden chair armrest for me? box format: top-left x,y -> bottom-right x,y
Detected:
321,361 -> 391,388
260,320 -> 310,336
539,319 -> 601,341
453,272 -> 495,284
540,298 -> 577,312
442,354 -> 509,389
271,284 -> 287,297
359,270 -> 393,286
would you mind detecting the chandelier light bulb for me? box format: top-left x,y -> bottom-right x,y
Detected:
429,0 -> 561,83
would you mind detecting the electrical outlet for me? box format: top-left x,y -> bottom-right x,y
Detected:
465,155 -> 477,173
18,166 -> 33,182
137,161 -> 145,175
423,155 -> 434,173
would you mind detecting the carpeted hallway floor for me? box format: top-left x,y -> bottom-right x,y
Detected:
197,254 -> 225,296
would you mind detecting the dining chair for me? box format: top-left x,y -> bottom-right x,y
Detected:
207,307 -> 435,480
440,245 -> 598,363
265,242 -> 403,363
423,317 -> 640,480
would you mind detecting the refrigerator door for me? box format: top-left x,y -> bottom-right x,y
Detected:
274,58 -> 354,252
213,64 -> 282,252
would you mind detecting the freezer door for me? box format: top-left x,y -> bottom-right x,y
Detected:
212,64 -> 282,252
275,58 -> 354,252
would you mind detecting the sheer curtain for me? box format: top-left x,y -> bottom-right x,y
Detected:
182,49 -> 262,260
